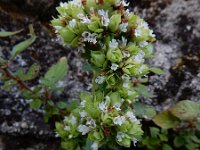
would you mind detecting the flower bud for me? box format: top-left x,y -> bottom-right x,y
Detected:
88,20 -> 103,33
59,27 -> 76,44
109,14 -> 121,32
122,64 -> 149,76
91,51 -> 106,67
88,130 -> 104,141
107,49 -> 123,63
101,113 -> 113,125
106,74 -> 118,88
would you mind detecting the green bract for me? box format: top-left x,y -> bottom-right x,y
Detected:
52,0 -> 156,149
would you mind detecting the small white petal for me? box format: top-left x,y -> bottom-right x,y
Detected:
122,74 -> 130,81
95,76 -> 106,84
139,41 -> 148,48
119,22 -> 129,32
64,126 -> 70,131
134,51 -> 145,64
80,111 -> 87,118
126,111 -> 140,124
77,125 -> 90,135
63,116 -> 69,122
99,102 -> 108,112
86,117 -> 96,128
113,116 -> 126,126
111,63 -> 119,71
91,142 -> 98,150
109,39 -> 118,49
69,116 -> 77,125
69,19 -> 77,28
149,29 -> 156,38
80,100 -> 86,108
117,132 -> 125,142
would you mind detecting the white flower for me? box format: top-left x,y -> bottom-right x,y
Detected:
122,51 -> 130,58
126,111 -> 140,124
63,116 -> 69,122
122,74 -> 130,81
149,29 -> 156,38
124,9 -> 130,16
139,41 -> 148,48
101,16 -> 110,26
116,0 -> 129,7
64,126 -> 70,131
116,132 -> 125,142
98,9 -> 110,26
55,132 -> 60,137
132,137 -> 138,146
111,63 -> 119,71
105,95 -> 110,101
128,90 -> 134,96
134,51 -> 145,64
54,26 -> 63,31
80,100 -> 86,108
59,2 -> 68,7
86,117 -> 96,128
91,142 -> 98,150
123,82 -> 129,88
80,111 -> 87,118
78,13 -> 91,24
77,125 -> 90,135
121,36 -> 127,47
89,33 -> 98,44
135,28 -> 142,37
98,9 -> 108,16
99,102 -> 108,112
119,22 -> 129,32
82,32 -> 97,44
114,103 -> 121,111
68,134 -> 73,139
69,19 -> 76,28
109,39 -> 118,49
72,0 -> 82,7
138,65 -> 146,74
95,76 -> 105,84
113,116 -> 126,126
141,22 -> 149,29
69,116 -> 77,125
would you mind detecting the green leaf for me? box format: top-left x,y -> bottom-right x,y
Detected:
170,100 -> 200,120
0,57 -> 7,65
41,57 -> 68,87
56,101 -> 68,109
150,127 -> 160,138
159,134 -> 168,142
30,99 -> 42,109
66,100 -> 79,112
11,25 -> 36,59
15,64 -> 40,81
83,63 -> 93,72
134,102 -> 156,119
153,111 -> 180,129
174,136 -> 185,148
162,144 -> 173,150
0,29 -> 23,37
135,84 -> 155,98
150,67 -> 165,75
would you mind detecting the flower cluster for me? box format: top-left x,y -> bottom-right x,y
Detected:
51,0 -> 156,149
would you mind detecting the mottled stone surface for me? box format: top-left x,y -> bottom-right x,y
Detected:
0,0 -> 200,149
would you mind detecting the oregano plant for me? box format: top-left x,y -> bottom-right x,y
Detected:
51,0 -> 156,149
